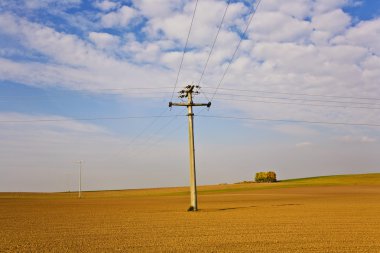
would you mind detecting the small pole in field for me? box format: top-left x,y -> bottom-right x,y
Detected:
76,160 -> 83,198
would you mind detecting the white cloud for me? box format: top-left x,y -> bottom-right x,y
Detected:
0,13 -> 172,91
142,1 -> 244,48
132,0 -> 184,18
94,0 -> 119,11
333,18 -> 380,54
100,5 -> 138,28
0,1 -> 380,129
313,0 -> 349,14
0,13 -> 100,67
0,113 -> 106,134
250,12 -> 311,42
1,1 -> 380,191
259,0 -> 312,19
296,142 -> 313,147
89,32 -> 120,49
312,9 -> 351,36
274,125 -> 320,136
123,40 -> 161,63
337,135 -> 377,143
318,45 -> 367,63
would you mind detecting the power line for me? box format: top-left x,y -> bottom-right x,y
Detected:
127,114 -> 184,158
0,115 -> 186,124
3,86 -> 379,102
197,114 -> 380,128
197,0 -> 231,101
204,87 -> 380,101
212,97 -> 380,110
85,87 -> 173,91
0,91 -> 174,100
143,121 -> 185,152
132,110 -> 195,159
210,0 -> 262,102
71,87 -> 173,92
124,109 -> 169,147
209,92 -> 380,107
0,87 -> 174,98
99,108 -> 170,163
128,110 -> 184,154
170,0 -> 200,102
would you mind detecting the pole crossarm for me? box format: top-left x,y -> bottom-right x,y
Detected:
169,102 -> 211,107
168,85 -> 210,211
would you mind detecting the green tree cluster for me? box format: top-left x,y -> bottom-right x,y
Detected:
255,171 -> 277,183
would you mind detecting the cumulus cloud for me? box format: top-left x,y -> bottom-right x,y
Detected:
89,32 -> 120,49
251,12 -> 311,42
313,0 -> 349,14
0,0 -> 380,128
0,13 -> 172,91
132,0 -> 184,18
333,18 -> 380,54
100,5 -> 138,28
259,0 -> 312,19
311,9 -> 351,43
0,113 -> 106,134
94,0 -> 119,11
337,135 -> 377,143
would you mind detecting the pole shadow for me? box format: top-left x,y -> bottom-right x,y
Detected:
199,205 -> 257,212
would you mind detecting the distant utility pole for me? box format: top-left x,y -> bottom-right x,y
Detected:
76,160 -> 83,198
169,85 -> 211,211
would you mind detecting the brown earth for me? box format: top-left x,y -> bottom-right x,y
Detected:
1,182 -> 380,252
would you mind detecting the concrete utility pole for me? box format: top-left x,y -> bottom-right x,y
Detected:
169,85 -> 211,211
77,160 -> 83,198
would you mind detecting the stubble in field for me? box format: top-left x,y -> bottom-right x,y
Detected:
1,174 -> 380,252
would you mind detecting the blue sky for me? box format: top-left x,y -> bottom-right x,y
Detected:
0,0 -> 380,191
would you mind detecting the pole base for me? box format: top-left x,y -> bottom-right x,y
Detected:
187,206 -> 197,212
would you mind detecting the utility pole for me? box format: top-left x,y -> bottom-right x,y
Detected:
169,85 -> 211,211
77,160 -> 83,198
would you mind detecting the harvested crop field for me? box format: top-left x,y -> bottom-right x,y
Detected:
1,173 -> 380,252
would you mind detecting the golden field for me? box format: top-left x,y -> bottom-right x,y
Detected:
1,173 -> 380,252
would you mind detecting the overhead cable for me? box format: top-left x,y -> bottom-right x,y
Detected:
0,115 -> 186,124
212,97 -> 380,110
170,0 -> 200,102
197,0 -> 231,101
204,87 -> 380,101
197,114 -> 380,128
209,92 -> 380,106
210,0 -> 263,102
